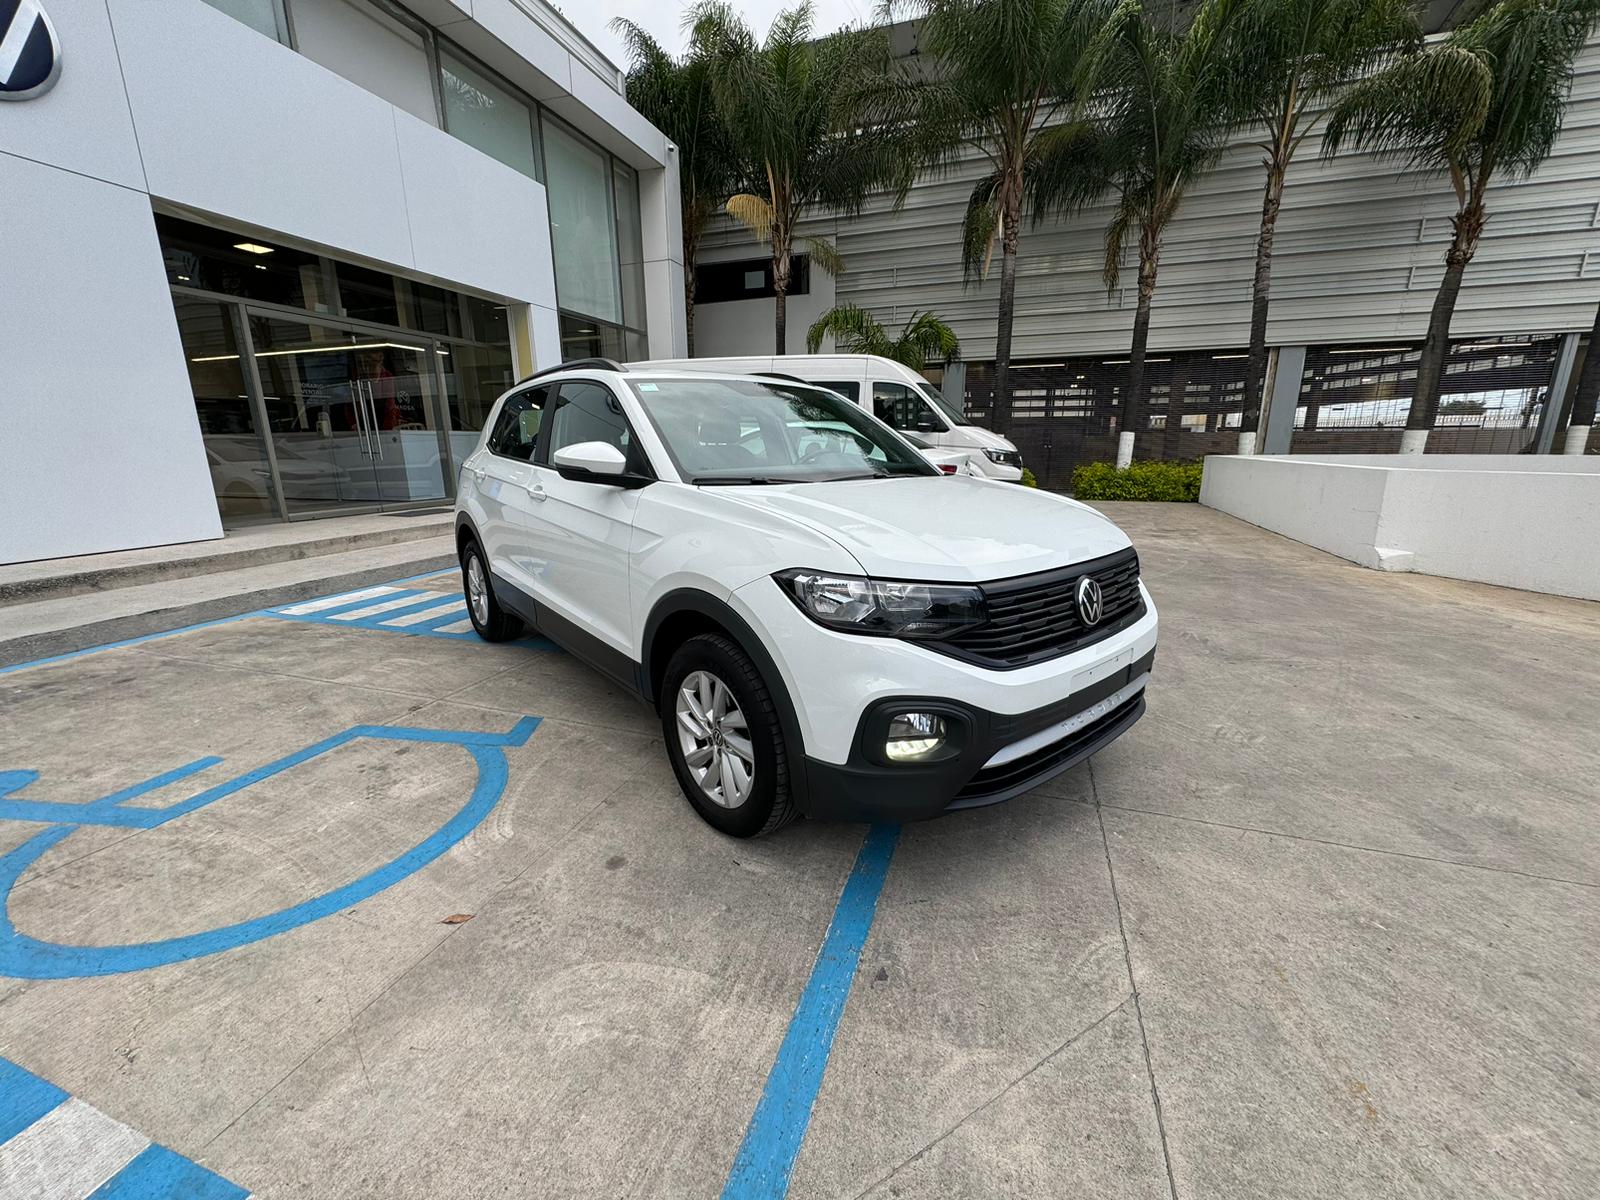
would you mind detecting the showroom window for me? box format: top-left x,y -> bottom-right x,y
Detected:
159,214 -> 515,524
543,116 -> 624,328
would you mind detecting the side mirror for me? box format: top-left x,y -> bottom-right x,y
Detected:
552,441 -> 629,482
914,412 -> 941,433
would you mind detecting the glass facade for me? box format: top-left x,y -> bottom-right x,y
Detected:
197,0 -> 654,365
439,49 -> 542,182
160,215 -> 514,524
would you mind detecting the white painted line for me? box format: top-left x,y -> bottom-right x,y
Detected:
276,586 -> 399,616
327,594 -> 433,622
383,601 -> 465,627
0,1097 -> 149,1200
434,619 -> 475,634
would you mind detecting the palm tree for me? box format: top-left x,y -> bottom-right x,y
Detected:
805,304 -> 962,368
886,0 -> 1115,434
1223,0 -> 1420,452
688,1 -> 898,354
1032,0 -> 1248,468
611,20 -> 737,356
1323,0 -> 1600,453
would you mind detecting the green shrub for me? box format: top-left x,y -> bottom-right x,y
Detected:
1020,466 -> 1039,488
1071,459 -> 1203,502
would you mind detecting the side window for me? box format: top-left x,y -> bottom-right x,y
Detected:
487,386 -> 547,463
545,380 -> 644,470
816,380 -> 860,402
872,382 -> 921,431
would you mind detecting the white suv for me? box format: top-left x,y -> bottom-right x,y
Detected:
454,360 -> 1157,837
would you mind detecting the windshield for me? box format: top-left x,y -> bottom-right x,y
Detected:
628,377 -> 938,484
917,382 -> 972,426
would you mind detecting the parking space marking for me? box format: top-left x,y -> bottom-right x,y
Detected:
274,586 -> 401,616
0,717 -> 540,979
323,594 -> 449,623
0,1058 -> 248,1199
721,823 -> 901,1199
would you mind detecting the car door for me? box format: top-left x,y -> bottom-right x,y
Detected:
525,379 -> 647,665
872,381 -> 948,444
468,385 -> 547,602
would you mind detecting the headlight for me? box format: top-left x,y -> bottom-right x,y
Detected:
774,570 -> 986,638
982,448 -> 1020,465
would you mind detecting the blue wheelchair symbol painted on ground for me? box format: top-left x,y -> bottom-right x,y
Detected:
0,717 -> 540,979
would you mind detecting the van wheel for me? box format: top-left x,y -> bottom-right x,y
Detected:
661,634 -> 797,838
461,540 -> 521,642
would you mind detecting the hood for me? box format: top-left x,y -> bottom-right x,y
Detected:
714,476 -> 1128,581
964,425 -> 1017,452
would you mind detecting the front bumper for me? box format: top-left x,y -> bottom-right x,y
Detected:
800,647 -> 1153,822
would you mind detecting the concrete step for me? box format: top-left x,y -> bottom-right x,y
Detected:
0,510 -> 453,607
0,535 -> 457,669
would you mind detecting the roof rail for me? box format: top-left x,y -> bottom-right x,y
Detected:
754,371 -> 810,384
514,357 -> 627,385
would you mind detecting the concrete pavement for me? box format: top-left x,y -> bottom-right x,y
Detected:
0,503 -> 1594,1198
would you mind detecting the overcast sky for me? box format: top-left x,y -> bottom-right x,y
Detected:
562,0 -> 871,70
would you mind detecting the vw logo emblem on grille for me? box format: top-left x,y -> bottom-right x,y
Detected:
1076,575 -> 1104,626
0,0 -> 61,101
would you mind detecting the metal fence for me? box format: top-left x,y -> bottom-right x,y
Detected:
963,350 -> 1253,489
1289,335 -> 1563,454
960,334 -> 1569,489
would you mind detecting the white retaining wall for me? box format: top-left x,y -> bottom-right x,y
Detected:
1200,455 -> 1600,602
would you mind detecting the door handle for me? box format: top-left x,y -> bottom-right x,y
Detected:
363,381 -> 384,460
353,381 -> 374,458
526,482 -> 546,502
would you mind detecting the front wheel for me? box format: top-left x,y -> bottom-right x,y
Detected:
461,540 -> 522,642
661,634 -> 797,837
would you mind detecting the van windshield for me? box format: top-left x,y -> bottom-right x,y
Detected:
916,382 -> 973,426
628,377 -> 938,485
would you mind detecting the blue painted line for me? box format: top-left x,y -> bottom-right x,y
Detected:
720,823 -> 901,1200
0,716 -> 540,978
0,1055 -> 68,1143
0,566 -> 459,679
87,1143 -> 249,1199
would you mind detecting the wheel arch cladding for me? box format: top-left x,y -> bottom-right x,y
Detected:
643,590 -> 813,811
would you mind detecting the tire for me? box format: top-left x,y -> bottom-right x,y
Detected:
461,538 -> 522,643
661,633 -> 797,838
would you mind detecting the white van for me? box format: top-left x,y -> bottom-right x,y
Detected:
626,354 -> 1025,482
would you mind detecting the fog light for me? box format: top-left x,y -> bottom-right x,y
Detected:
885,712 -> 947,761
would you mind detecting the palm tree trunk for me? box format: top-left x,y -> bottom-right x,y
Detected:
1565,301 -> 1600,453
771,212 -> 792,356
1242,162 -> 1286,452
1406,198 -> 1486,453
684,219 -> 700,358
991,185 -> 1024,435
1118,236 -> 1160,469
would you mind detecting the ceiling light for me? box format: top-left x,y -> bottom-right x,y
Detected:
233,242 -> 276,255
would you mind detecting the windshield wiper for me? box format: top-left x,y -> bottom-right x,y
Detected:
690,475 -> 793,486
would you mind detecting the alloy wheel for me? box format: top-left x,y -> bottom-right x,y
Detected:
674,670 -> 756,808
466,554 -> 489,626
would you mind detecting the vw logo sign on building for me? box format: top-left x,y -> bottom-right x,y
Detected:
0,0 -> 61,100
1076,575 -> 1104,627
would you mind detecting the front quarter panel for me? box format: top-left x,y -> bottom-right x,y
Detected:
628,485 -> 863,642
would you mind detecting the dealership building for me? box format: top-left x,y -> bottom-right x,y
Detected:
1,0 -> 686,563
694,22 -> 1600,488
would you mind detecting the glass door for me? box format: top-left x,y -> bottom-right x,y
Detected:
248,314 -> 448,515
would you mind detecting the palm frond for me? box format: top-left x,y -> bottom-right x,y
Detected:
895,311 -> 962,367
805,304 -> 891,354
725,193 -> 775,243
960,173 -> 1002,283
803,236 -> 846,277
1322,43 -> 1493,172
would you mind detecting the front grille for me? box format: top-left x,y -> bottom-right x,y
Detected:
952,691 -> 1146,806
932,547 -> 1143,669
